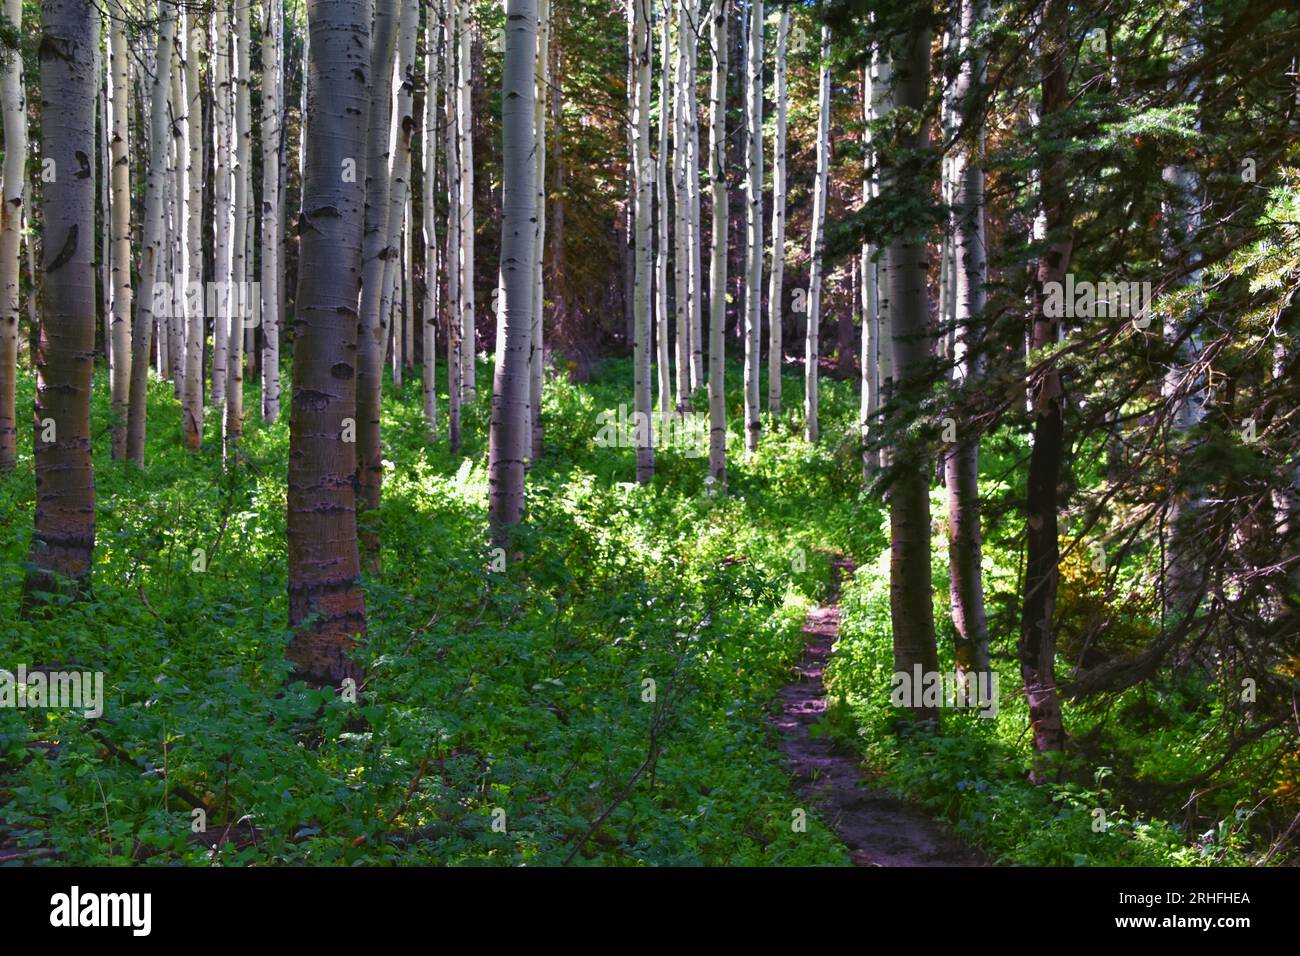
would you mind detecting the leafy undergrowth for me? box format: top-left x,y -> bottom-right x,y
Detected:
824,433 -> 1271,867
0,357 -> 870,866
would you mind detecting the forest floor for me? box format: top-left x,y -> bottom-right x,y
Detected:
772,558 -> 982,866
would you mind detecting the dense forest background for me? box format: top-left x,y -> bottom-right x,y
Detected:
0,0 -> 1297,866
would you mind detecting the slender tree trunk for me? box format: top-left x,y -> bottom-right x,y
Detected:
1019,0 -> 1072,758
859,61 -> 878,476
286,0 -> 371,684
226,0 -> 251,453
685,0 -> 702,392
945,0 -> 991,679
654,1 -> 671,422
458,0 -> 475,398
887,14 -> 941,724
261,0 -> 284,422
874,45 -> 893,469
765,6 -> 788,418
0,0 -> 27,473
423,0 -> 441,440
167,44 -> 186,398
106,0 -> 133,458
672,2 -> 689,412
126,5 -> 178,466
742,0 -> 762,454
804,23 -> 829,444
706,0 -> 728,485
489,0 -> 537,535
529,0 -> 550,461
25,0 -> 100,601
444,0 -> 462,450
356,0 -> 399,566
182,13 -> 205,449
631,0 -> 654,482
210,7 -> 230,407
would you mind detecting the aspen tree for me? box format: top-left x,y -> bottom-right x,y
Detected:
706,0 -> 728,484
126,3 -> 178,465
261,0 -> 284,422
742,0 -> 762,454
422,0 -> 441,439
529,0 -> 550,460
226,0 -> 252,453
0,0 -> 26,472
458,0 -> 475,398
25,0 -> 100,600
765,6 -> 788,418
654,0 -> 671,422
444,0 -> 462,450
211,5 -> 231,407
804,21 -> 829,444
631,0 -> 654,482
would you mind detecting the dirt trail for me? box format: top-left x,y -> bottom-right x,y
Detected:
771,559 -> 983,867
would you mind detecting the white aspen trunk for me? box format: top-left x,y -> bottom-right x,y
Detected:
804,23 -> 830,444
458,0 -> 476,398
444,0 -> 463,449
489,0 -> 537,532
0,0 -> 26,472
99,60 -> 111,376
874,46 -> 893,468
742,0 -> 762,454
380,0 -> 419,399
159,106 -> 173,383
125,5 -> 179,465
261,0 -> 283,422
766,6 -> 788,417
107,0 -> 132,459
422,0 -> 441,439
226,0 -> 251,452
404,190 -> 414,370
529,0 -> 550,461
211,8 -> 231,407
706,0 -> 728,484
672,1 -> 689,412
167,35 -> 185,398
182,12 -> 204,448
859,60 -> 879,476
685,0 -> 702,392
655,1 -> 671,422
631,0 -> 654,482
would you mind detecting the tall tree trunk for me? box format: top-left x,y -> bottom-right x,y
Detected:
887,13 -> 940,723
457,0 -> 475,398
859,62 -> 877,476
742,0 -> 762,454
210,7 -> 231,407
106,0 -> 132,459
125,4 -> 178,466
182,12 -> 205,449
286,0 -> 371,684
423,0 -> 441,440
25,0 -> 100,601
489,0 -> 537,535
356,0 -> 399,567
631,0 -> 654,482
0,0 -> 27,473
261,0 -> 284,423
874,46 -> 893,468
529,0 -> 550,460
226,0 -> 251,453
706,0 -> 728,485
444,0 -> 462,450
1019,0 -> 1072,758
945,0 -> 991,679
654,1 -> 671,421
685,0 -> 702,392
804,23 -> 829,444
672,1 -> 689,412
765,6 -> 788,418
167,44 -> 186,398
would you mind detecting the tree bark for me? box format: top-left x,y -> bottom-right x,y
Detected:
125,3 -> 178,466
24,0 -> 99,601
0,0 -> 27,472
631,0 -> 654,482
444,0 -> 462,450
182,12 -> 204,449
804,23 -> 829,444
765,6 -> 788,418
742,0 -> 762,454
887,13 -> 940,724
489,0 -> 537,535
286,0 -> 372,684
225,0 -> 251,453
457,0 -> 475,398
945,0 -> 992,679
422,0 -> 441,440
706,0 -> 728,486
210,6 -> 231,407
1019,0 -> 1072,758
261,0 -> 284,423
529,0 -> 550,460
